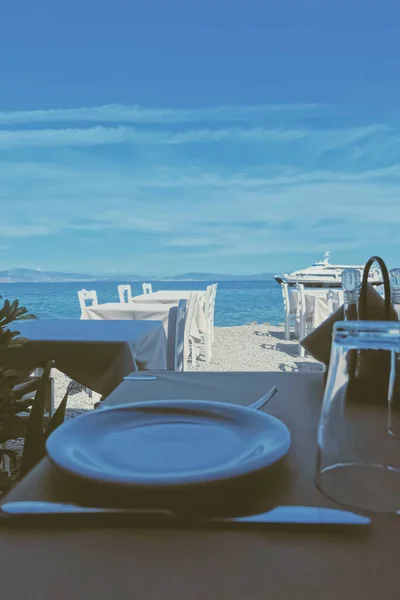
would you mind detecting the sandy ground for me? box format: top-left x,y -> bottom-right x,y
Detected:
190,324 -> 321,373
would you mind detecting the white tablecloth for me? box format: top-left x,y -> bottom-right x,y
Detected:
290,289 -> 344,329
131,290 -> 208,339
82,303 -> 171,329
313,290 -> 345,327
0,319 -> 167,396
82,300 -> 203,343
312,295 -> 331,328
133,290 -> 206,304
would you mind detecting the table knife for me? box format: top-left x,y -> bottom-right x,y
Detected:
0,502 -> 370,527
123,376 -> 158,381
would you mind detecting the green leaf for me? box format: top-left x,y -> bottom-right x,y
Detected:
19,361 -> 54,478
9,299 -> 19,316
12,377 -> 39,396
7,336 -> 29,347
0,299 -> 11,317
0,447 -> 17,464
13,397 -> 35,413
17,313 -> 37,321
45,390 -> 69,440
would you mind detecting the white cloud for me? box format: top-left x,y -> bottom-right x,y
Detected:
0,102 -> 399,272
0,103 -> 326,126
0,123 -> 389,150
0,124 -> 303,149
2,159 -> 400,244
0,224 -> 54,237
165,236 -> 216,247
88,211 -> 172,233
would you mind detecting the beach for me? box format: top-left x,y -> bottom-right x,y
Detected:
190,324 -> 321,373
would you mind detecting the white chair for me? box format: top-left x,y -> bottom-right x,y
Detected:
77,290 -> 102,402
200,283 -> 217,363
327,289 -> 342,313
118,284 -> 132,303
167,299 -> 187,371
205,284 -> 218,343
297,283 -> 314,357
281,283 -> 297,340
184,293 -> 198,368
142,283 -> 153,295
78,289 -> 98,311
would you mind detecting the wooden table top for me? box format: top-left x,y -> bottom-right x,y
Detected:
0,371 -> 397,600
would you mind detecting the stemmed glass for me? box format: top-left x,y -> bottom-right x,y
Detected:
342,268 -> 361,319
316,320 -> 400,513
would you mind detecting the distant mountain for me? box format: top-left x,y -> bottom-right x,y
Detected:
0,268 -> 275,283
0,269 -> 154,283
161,272 -> 275,281
0,268 -> 96,283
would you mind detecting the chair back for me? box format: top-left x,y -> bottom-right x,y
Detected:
328,289 -> 344,312
281,282 -> 296,315
78,289 -> 98,311
118,284 -> 132,303
296,283 -> 306,318
281,283 -> 290,315
142,283 -> 153,295
167,299 -> 187,371
205,283 -> 218,333
184,293 -> 196,351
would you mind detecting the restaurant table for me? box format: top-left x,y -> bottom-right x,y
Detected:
1,370 -> 398,600
291,288 -> 339,329
0,319 -> 167,397
81,301 -> 202,342
312,290 -> 344,328
132,290 -> 206,304
312,295 -> 332,328
132,290 -> 209,337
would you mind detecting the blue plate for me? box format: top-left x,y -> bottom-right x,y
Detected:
46,400 -> 291,489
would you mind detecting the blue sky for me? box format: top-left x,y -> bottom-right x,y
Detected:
0,0 -> 400,275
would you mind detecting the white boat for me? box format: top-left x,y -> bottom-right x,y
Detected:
274,251 -> 382,288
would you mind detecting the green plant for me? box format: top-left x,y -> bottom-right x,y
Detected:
0,298 -> 37,445
0,297 -> 68,484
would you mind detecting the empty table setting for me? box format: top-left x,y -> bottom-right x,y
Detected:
0,319 -> 167,397
291,287 -> 344,328
81,300 -> 174,328
312,289 -> 344,328
79,287 -> 209,345
81,300 -> 203,343
131,289 -> 209,340
132,289 -> 206,304
0,369 -> 397,599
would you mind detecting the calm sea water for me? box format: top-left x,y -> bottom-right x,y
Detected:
0,280 -> 284,327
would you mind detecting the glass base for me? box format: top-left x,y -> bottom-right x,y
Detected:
317,463 -> 400,514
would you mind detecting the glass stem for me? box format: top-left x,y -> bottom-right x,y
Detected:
388,350 -> 399,438
344,302 -> 358,321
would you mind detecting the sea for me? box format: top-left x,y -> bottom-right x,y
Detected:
0,280 -> 284,327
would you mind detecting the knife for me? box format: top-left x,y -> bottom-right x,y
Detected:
0,502 -> 370,527
123,376 -> 158,381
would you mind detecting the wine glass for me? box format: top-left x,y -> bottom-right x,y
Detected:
316,320 -> 400,513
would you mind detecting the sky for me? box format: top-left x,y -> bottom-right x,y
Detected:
0,0 -> 400,276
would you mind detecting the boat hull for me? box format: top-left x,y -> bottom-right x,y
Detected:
274,275 -> 383,288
